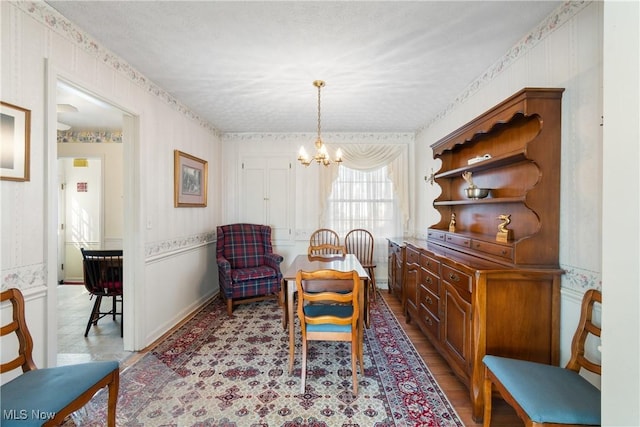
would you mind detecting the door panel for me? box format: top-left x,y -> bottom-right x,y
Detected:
240,156 -> 292,242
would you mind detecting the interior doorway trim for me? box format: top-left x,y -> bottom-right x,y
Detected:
45,59 -> 142,365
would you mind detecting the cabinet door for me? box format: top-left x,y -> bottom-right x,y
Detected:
241,157 -> 292,242
388,244 -> 396,294
387,242 -> 403,299
404,265 -> 418,320
404,247 -> 420,320
393,250 -> 403,297
442,282 -> 472,376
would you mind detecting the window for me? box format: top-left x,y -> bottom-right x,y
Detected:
326,165 -> 402,265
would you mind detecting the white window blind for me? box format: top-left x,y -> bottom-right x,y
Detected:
326,165 -> 402,267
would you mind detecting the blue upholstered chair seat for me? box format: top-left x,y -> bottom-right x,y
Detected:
483,355 -> 601,425
1,361 -> 119,426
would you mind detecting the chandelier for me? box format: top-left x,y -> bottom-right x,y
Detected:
298,80 -> 342,166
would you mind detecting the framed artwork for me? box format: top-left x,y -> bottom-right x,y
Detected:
1,101 -> 31,181
174,150 -> 208,207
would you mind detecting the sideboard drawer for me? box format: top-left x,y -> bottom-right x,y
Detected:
445,233 -> 471,249
472,239 -> 513,262
419,285 -> 440,318
422,268 -> 440,295
406,246 -> 420,265
419,303 -> 440,340
420,253 -> 440,275
427,230 -> 445,242
441,263 -> 472,302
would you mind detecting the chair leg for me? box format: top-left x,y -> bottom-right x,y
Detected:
368,268 -> 376,303
227,299 -> 233,316
112,295 -> 117,320
300,338 -> 308,394
106,368 -> 120,427
85,296 -> 102,337
351,339 -> 358,395
483,373 -> 493,427
357,337 -> 365,375
119,296 -> 123,338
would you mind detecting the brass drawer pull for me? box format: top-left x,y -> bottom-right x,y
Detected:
426,296 -> 433,305
448,273 -> 460,282
426,276 -> 433,284
425,317 -> 433,325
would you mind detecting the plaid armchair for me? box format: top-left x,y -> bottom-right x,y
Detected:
216,223 -> 284,315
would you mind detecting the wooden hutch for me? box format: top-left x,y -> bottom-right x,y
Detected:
398,88 -> 564,421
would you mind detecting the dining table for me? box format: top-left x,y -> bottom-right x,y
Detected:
281,253 -> 370,374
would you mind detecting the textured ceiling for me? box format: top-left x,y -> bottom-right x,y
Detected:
47,1 -> 563,133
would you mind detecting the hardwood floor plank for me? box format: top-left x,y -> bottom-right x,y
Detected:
379,291 -> 523,427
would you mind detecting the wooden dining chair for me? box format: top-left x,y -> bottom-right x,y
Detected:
308,228 -> 345,256
1,288 -> 120,426
81,248 -> 124,337
344,228 -> 377,303
482,288 -> 602,427
295,269 -> 363,395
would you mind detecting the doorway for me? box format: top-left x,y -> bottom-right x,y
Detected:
52,76 -> 132,363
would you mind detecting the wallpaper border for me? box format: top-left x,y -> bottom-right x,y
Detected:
1,262 -> 47,292
223,132 -> 415,143
145,231 -> 216,259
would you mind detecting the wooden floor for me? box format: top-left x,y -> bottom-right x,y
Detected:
379,290 -> 523,427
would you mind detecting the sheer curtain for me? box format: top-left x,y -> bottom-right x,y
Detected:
321,144 -> 409,273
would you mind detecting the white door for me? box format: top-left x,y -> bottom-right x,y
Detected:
241,156 -> 292,242
60,157 -> 102,282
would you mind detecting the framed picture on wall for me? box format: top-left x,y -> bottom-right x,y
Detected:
174,150 -> 208,207
1,101 -> 31,181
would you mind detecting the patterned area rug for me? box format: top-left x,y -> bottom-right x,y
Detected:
70,293 -> 463,426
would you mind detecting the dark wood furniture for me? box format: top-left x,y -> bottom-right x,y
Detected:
387,238 -> 404,302
1,288 -> 120,426
406,88 -> 565,422
429,88 -> 564,267
81,248 -> 124,337
483,289 -> 601,427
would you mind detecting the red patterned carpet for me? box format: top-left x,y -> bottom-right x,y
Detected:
70,292 -> 463,426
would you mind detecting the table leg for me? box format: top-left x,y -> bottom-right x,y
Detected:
364,278 -> 370,328
359,278 -> 365,369
281,279 -> 287,330
287,280 -> 295,374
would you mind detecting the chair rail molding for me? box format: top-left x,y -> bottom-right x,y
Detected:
145,231 -> 216,262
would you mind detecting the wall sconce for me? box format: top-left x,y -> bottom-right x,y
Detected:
425,168 -> 435,186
